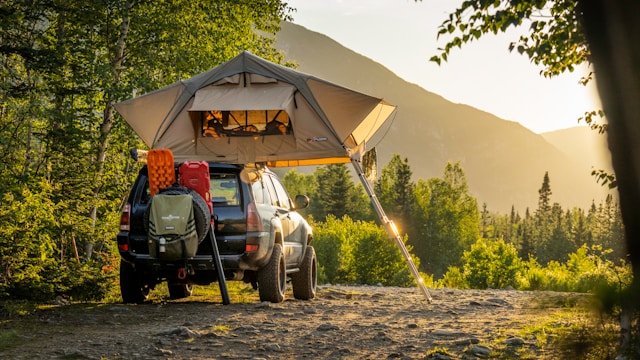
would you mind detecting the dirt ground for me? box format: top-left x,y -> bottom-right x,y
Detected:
0,285 -> 595,359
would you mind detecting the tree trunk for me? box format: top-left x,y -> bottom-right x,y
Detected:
578,0 -> 640,351
87,1 -> 134,259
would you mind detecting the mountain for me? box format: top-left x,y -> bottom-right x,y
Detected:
274,22 -> 613,213
541,126 -> 613,173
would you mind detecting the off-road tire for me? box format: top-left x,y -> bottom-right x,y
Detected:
257,243 -> 286,303
291,246 -> 317,300
143,186 -> 210,243
120,260 -> 149,304
168,283 -> 194,299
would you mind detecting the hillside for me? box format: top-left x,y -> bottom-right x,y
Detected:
541,126 -> 613,173
274,22 -> 613,212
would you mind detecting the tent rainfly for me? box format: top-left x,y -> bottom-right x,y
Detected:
115,51 -> 431,303
114,51 -> 396,166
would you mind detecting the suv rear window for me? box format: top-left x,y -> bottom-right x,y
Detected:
211,173 -> 239,206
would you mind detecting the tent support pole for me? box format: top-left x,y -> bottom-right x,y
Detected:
351,158 -> 433,303
209,222 -> 230,305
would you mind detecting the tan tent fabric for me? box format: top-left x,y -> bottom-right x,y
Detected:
114,51 -> 396,165
190,80 -> 294,112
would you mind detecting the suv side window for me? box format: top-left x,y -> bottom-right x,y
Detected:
210,173 -> 239,206
269,175 -> 292,210
263,175 -> 280,207
251,177 -> 271,205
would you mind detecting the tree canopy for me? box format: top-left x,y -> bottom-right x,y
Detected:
0,0 -> 292,300
431,0 -> 587,78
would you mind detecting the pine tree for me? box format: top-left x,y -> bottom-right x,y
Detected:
534,172 -> 554,263
412,162 -> 479,278
537,172 -> 553,218
310,165 -> 349,221
375,154 -> 415,234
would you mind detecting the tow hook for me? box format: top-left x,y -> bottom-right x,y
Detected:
177,267 -> 187,280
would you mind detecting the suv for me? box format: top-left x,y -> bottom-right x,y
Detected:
117,163 -> 317,304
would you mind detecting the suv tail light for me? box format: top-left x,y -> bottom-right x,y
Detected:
120,203 -> 131,231
246,202 -> 263,232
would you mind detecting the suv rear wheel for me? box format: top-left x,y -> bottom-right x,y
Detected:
120,260 -> 149,304
257,243 -> 286,303
168,283 -> 194,299
291,246 -> 317,300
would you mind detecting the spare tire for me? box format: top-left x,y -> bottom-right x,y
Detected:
143,186 -> 211,243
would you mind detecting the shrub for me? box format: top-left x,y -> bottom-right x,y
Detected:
463,238 -> 524,289
439,266 -> 468,289
313,215 -> 416,286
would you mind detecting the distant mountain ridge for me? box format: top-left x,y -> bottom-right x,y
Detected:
274,22 -> 613,212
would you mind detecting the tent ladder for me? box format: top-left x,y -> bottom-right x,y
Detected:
351,158 -> 433,303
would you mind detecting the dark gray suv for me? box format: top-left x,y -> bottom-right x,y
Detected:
117,163 -> 316,304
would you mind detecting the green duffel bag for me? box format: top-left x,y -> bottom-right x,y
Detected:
147,193 -> 198,261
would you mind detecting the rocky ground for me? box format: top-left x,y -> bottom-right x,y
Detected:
0,285 -> 597,359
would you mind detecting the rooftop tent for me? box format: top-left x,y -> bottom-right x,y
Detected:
114,51 -> 396,165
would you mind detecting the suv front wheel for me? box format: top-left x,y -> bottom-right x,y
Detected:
257,243 -> 286,303
291,246 -> 317,300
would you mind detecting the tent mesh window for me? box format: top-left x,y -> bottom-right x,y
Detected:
201,110 -> 292,138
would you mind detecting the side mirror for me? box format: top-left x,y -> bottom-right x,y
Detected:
294,195 -> 310,210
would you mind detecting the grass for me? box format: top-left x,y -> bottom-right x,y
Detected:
0,330 -> 19,351
179,281 -> 260,304
425,346 -> 452,358
481,299 -> 621,359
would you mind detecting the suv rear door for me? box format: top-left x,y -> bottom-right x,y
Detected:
264,174 -> 305,266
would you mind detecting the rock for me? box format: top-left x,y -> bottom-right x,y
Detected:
470,300 -> 502,307
468,345 -> 491,358
454,338 -> 480,346
152,348 -> 173,356
486,298 -> 510,306
505,337 -> 525,346
317,323 -> 339,331
331,348 -> 351,356
157,325 -> 200,338
108,306 -> 131,312
427,353 -> 452,360
386,352 -> 405,358
235,325 -> 260,334
432,329 -> 466,337
373,331 -> 395,343
61,349 -> 91,359
262,343 -> 282,352
255,301 -> 270,308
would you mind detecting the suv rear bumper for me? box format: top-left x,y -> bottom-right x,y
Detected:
117,230 -> 272,273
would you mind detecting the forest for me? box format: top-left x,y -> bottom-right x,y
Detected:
281,156 -> 630,295
0,2 -> 630,304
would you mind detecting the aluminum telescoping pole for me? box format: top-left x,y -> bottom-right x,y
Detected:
351,158 -> 433,303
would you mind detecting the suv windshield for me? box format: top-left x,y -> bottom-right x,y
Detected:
211,173 -> 239,206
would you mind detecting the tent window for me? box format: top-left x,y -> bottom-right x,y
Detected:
201,110 -> 292,138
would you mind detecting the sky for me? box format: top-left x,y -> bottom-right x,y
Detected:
286,0 -> 602,134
